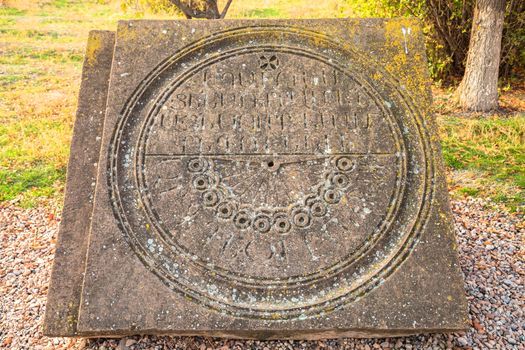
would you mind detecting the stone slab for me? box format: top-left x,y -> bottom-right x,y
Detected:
43,30 -> 115,336
45,19 -> 468,339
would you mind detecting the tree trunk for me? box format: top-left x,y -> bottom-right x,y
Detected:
456,0 -> 505,112
169,0 -> 233,19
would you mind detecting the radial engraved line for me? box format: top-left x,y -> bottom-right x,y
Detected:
283,164 -> 309,200
238,171 -> 266,199
230,168 -> 263,190
252,174 -> 269,206
309,166 -> 328,177
220,164 -> 255,181
203,227 -> 220,248
321,218 -> 345,246
279,175 -> 296,204
262,174 -> 272,204
267,171 -> 285,206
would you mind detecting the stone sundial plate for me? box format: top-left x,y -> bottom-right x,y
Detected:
44,19 -> 468,339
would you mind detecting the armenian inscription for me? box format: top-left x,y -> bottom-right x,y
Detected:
45,19 -> 468,338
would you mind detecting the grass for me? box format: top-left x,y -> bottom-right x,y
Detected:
241,8 -> 283,18
438,114 -> 525,212
0,165 -> 66,206
0,0 -> 523,212
0,7 -> 26,16
0,0 -> 127,207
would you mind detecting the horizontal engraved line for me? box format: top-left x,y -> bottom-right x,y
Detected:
144,152 -> 396,157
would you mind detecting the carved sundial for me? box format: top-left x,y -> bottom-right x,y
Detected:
108,26 -> 431,320
45,20 -> 468,338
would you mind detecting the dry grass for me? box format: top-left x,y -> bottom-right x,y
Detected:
0,0 -> 524,211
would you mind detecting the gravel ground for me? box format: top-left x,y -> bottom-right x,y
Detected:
1,198 -> 523,350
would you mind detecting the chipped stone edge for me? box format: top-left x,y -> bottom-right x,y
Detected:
43,30 -> 116,337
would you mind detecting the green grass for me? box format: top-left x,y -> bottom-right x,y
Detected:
0,0 -> 523,211
0,165 -> 66,207
457,187 -> 480,197
0,0 -> 145,207
0,48 -> 84,65
52,0 -> 71,9
0,73 -> 25,85
0,17 -> 16,26
242,8 -> 283,18
0,7 -> 26,16
439,115 -> 525,212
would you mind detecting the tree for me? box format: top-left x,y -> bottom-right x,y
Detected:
369,0 -> 524,83
456,0 -> 506,112
168,0 -> 233,19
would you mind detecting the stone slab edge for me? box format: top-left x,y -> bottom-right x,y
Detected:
43,30 -> 115,337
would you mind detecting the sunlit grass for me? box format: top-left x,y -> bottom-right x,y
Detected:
439,114 -> 525,212
0,0 -> 149,207
0,165 -> 66,207
225,0 -> 356,18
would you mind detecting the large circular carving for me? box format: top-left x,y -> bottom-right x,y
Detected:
108,26 -> 434,320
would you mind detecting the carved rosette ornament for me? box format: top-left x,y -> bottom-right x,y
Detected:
108,26 -> 434,320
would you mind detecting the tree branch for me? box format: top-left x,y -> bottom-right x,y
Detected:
168,0 -> 196,18
220,0 -> 234,18
169,0 -> 230,19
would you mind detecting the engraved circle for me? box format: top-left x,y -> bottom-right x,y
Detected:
139,44 -> 407,283
291,208 -> 312,229
273,213 -> 292,234
216,201 -> 236,219
309,200 -> 327,217
108,26 -> 434,320
234,209 -> 252,230
138,46 -> 406,278
253,215 -> 272,233
336,157 -> 355,172
202,190 -> 219,207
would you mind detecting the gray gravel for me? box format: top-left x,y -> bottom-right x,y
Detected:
1,198 -> 523,349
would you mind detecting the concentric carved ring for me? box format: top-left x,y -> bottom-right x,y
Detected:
109,26 -> 435,320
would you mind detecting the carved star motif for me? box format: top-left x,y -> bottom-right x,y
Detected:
259,54 -> 279,71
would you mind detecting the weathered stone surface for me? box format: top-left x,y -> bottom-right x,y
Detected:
44,30 -> 115,336
45,19 -> 468,339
